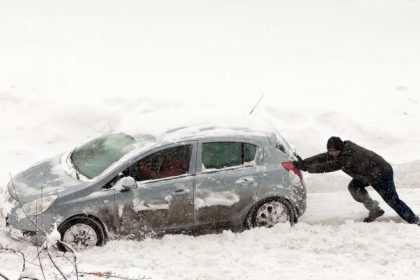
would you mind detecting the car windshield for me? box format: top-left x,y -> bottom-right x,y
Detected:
70,133 -> 136,179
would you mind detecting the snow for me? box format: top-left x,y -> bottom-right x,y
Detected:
133,199 -> 170,212
1,0 -> 420,279
2,190 -> 419,280
46,223 -> 61,246
194,191 -> 240,210
0,184 -> 18,219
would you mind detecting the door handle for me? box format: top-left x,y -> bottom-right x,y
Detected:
236,177 -> 255,185
172,189 -> 188,196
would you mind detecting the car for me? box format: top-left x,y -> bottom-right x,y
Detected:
2,125 -> 306,250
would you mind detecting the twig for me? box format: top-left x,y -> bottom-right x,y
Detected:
57,253 -> 76,274
24,260 -> 42,268
8,174 -> 45,280
8,173 -> 37,227
8,172 -> 45,278
7,174 -> 78,280
0,272 -> 10,280
0,245 -> 27,275
78,272 -> 151,280
35,202 -> 45,280
57,241 -> 78,280
15,250 -> 26,273
45,241 -> 67,280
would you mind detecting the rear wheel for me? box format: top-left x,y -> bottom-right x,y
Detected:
250,198 -> 294,228
58,216 -> 105,251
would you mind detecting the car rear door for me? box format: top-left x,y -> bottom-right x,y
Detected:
194,139 -> 263,227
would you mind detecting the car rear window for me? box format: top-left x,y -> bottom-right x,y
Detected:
202,142 -> 257,170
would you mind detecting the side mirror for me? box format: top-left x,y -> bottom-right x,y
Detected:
121,176 -> 138,191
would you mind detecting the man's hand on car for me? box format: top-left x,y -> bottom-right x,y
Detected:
293,155 -> 307,171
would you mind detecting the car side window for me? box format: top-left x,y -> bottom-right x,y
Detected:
202,142 -> 257,170
127,144 -> 192,181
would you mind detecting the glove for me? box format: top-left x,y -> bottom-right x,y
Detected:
293,157 -> 307,171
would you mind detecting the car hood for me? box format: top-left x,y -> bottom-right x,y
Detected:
8,154 -> 89,203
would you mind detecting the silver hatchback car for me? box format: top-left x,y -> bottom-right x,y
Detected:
3,126 -> 306,250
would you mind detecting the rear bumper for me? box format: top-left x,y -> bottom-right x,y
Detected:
295,197 -> 307,217
291,181 -> 307,218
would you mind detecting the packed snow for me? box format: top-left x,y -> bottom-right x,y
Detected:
1,0 -> 420,279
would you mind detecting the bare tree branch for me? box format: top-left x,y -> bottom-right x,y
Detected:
35,201 -> 45,280
8,175 -> 45,280
0,272 -> 10,280
45,240 -> 67,280
8,173 -> 36,227
57,241 -> 78,280
6,175 -> 78,280
8,174 -> 45,280
78,272 -> 151,280
56,253 -> 75,272
0,245 -> 27,275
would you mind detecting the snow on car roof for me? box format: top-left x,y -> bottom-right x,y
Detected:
159,125 -> 275,142
123,114 -> 280,144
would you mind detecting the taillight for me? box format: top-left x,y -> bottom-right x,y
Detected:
281,162 -> 303,180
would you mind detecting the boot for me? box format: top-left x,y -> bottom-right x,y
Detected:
363,207 -> 385,223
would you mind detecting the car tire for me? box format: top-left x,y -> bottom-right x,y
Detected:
249,198 -> 295,228
58,216 -> 106,251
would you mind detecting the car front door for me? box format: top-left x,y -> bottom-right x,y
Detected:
194,140 -> 263,227
113,141 -> 197,237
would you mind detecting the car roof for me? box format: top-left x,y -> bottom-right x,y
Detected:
150,125 -> 277,144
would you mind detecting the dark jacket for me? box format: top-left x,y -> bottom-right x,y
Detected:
303,141 -> 392,185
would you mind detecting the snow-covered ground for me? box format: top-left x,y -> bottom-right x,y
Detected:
1,0 -> 420,279
1,190 -> 420,280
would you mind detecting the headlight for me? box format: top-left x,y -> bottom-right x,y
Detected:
22,195 -> 58,216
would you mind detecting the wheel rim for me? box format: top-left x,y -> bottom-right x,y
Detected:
63,223 -> 98,250
255,201 -> 289,227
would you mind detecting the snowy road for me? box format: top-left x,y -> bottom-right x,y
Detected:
1,189 -> 419,280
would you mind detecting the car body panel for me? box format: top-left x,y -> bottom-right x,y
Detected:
113,175 -> 195,238
8,154 -> 89,202
256,142 -> 307,217
111,141 -> 197,237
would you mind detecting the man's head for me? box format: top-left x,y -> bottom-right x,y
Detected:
327,136 -> 343,159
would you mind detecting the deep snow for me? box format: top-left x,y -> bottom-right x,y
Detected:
1,0 -> 420,279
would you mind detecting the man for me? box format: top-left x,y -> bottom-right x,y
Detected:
293,136 -> 419,224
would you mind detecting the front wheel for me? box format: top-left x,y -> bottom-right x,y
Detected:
250,198 -> 294,228
58,216 -> 106,251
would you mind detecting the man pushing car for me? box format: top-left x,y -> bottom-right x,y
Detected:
293,136 -> 419,224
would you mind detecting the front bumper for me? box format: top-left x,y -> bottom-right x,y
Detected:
5,216 -> 41,245
0,210 -> 45,245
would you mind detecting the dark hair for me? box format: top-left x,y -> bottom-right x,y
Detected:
327,136 -> 343,150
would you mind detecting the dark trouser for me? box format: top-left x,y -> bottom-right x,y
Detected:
348,171 -> 417,224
